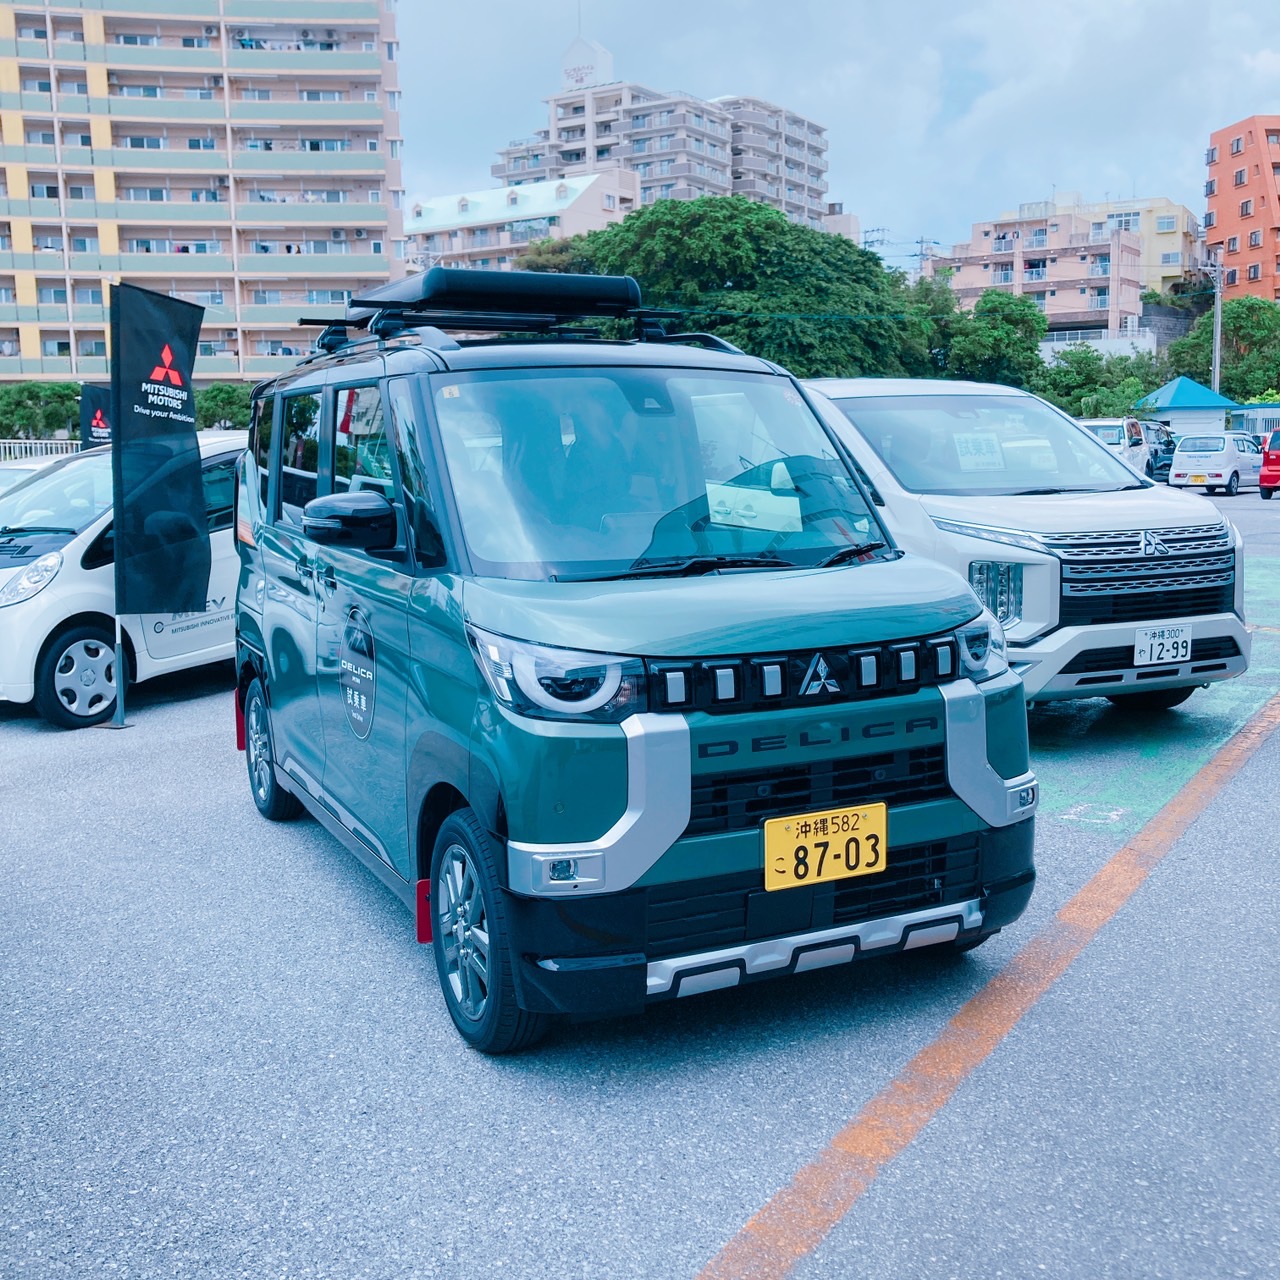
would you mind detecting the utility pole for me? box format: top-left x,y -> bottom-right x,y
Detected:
1208,246 -> 1224,393
861,227 -> 889,251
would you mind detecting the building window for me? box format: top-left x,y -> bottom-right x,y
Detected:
74,286 -> 103,304
1206,145 -> 1219,163
1226,268 -> 1238,285
1204,179 -> 1217,196
1204,210 -> 1216,228
115,33 -> 160,46
366,139 -> 379,152
1248,263 -> 1262,281
42,339 -> 71,357
1231,136 -> 1244,155
1155,215 -> 1177,232
1250,229 -> 1264,247
37,286 -> 68,304
1234,168 -> 1247,186
603,193 -> 615,210
658,134 -> 674,150
181,36 -> 209,48
632,139 -> 649,154
1241,199 -> 1254,217
1227,236 -> 1240,252
67,184 -> 91,200
1160,252 -> 1182,265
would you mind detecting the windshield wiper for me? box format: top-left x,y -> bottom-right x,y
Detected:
815,540 -> 888,568
0,525 -> 76,535
568,553 -> 791,582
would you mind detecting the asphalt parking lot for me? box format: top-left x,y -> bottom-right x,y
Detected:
3,495 -> 1279,1279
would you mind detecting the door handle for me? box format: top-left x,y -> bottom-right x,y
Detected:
318,565 -> 338,594
295,556 -> 313,581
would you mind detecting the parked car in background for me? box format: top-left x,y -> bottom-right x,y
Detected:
0,431 -> 246,728
0,458 -> 48,495
1078,417 -> 1174,481
1259,429 -> 1280,499
1168,433 -> 1262,496
807,378 -> 1249,712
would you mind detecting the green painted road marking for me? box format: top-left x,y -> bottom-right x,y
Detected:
1030,552 -> 1280,836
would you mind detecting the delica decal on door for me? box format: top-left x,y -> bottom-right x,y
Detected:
340,606 -> 377,739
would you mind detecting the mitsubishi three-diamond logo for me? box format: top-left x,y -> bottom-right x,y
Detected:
149,344 -> 183,386
1141,530 -> 1170,557
799,652 -> 840,696
91,409 -> 107,430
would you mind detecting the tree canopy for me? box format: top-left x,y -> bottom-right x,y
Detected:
1165,296 -> 1280,402
0,382 -> 81,439
195,382 -> 254,431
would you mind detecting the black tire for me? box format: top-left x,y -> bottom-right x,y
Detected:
1206,486 -> 1219,495
1106,686 -> 1197,712
430,808 -> 549,1054
953,932 -> 997,954
1144,459 -> 1154,479
1224,472 -> 1240,497
1262,487 -> 1274,501
33,623 -> 128,729
243,677 -> 301,821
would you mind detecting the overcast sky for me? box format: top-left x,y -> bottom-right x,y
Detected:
399,0 -> 1280,267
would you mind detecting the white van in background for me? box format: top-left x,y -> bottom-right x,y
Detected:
806,379 -> 1248,711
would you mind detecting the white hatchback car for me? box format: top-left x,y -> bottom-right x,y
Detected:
806,379 -> 1249,711
1168,432 -> 1262,496
0,430 -> 246,728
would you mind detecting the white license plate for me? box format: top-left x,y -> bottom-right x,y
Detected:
1135,625 -> 1191,666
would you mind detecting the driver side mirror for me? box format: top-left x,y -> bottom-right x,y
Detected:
302,490 -> 397,551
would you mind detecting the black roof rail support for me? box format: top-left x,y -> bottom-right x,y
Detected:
649,332 -> 744,354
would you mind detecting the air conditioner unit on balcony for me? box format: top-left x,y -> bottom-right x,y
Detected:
325,29 -> 336,39
210,75 -> 223,87
224,330 -> 236,339
233,29 -> 246,39
216,176 -> 229,187
331,228 -> 347,240
204,25 -> 217,36
353,228 -> 367,239
300,29 -> 312,39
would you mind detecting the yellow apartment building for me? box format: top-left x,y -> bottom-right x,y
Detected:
0,0 -> 406,384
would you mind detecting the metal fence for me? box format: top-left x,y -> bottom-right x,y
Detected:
0,439 -> 81,460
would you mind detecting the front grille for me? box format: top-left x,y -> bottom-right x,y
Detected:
644,837 -> 982,959
1044,522 -> 1236,628
1062,636 -> 1241,674
686,746 -> 949,837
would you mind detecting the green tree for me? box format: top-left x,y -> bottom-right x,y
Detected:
516,196 -> 918,378
1166,295 -> 1280,400
517,235 -> 597,275
195,382 -> 253,430
0,381 -> 81,439
895,272 -> 965,377
946,291 -> 1047,388
1033,343 -> 1168,416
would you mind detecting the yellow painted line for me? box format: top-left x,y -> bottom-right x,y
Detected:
698,692 -> 1280,1280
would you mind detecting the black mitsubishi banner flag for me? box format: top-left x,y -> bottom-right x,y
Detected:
78,383 -> 112,448
109,282 -> 209,615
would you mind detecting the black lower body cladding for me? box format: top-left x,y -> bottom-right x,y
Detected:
504,819 -> 1036,1017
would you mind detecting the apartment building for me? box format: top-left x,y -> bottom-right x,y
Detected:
491,38 -> 832,231
928,205 -> 1145,352
405,171 -> 638,272
0,0 -> 405,385
1204,115 -> 1280,301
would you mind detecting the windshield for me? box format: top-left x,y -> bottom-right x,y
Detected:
431,368 -> 883,580
829,393 -> 1143,496
1089,425 -> 1126,445
0,450 -> 112,533
1177,436 -> 1226,452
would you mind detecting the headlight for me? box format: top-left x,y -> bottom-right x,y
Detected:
467,624 -> 647,722
932,517 -> 1048,555
955,608 -> 1008,683
0,551 -> 62,608
968,561 -> 1023,627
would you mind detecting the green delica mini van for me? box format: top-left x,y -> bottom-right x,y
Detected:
234,268 -> 1038,1053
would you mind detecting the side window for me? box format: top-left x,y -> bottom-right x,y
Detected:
202,458 -> 236,533
333,385 -> 393,499
388,379 -> 446,567
250,393 -> 275,506
279,391 -> 321,524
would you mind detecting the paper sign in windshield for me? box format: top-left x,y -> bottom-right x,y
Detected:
954,432 -> 1005,472
706,482 -> 802,533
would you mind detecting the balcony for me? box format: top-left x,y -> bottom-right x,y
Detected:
236,200 -> 388,226
1024,237 -> 1048,251
113,200 -> 234,224
103,147 -> 231,171
989,240 -> 1015,255
992,270 -> 1013,284
222,0 -> 381,16
1023,268 -> 1047,281
225,48 -> 381,74
232,148 -> 384,173
104,96 -> 226,122
229,99 -> 383,124
1088,295 -> 1111,311
88,45 -> 223,70
1088,263 -> 1111,277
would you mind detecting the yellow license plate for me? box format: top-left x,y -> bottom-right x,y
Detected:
764,802 -> 888,891
1191,474 -> 1207,484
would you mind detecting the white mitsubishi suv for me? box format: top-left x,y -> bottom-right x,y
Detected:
807,379 -> 1248,710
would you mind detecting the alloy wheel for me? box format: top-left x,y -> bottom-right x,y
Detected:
437,843 -> 491,1023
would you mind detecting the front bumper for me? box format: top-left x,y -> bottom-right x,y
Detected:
503,818 -> 1036,1016
1011,611 -> 1250,701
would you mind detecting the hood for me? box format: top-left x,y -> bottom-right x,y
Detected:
0,529 -> 77,570
462,555 -> 980,658
919,485 -> 1224,535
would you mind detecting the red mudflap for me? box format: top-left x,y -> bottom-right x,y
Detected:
234,689 -> 246,752
415,879 -> 432,943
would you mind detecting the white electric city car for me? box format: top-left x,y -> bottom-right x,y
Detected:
0,430 -> 246,728
1168,432 -> 1262,496
806,379 -> 1248,711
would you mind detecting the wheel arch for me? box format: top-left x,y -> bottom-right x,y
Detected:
36,611 -> 137,686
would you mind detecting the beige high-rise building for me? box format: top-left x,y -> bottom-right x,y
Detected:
0,0 -> 406,384
492,38 -> 835,232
